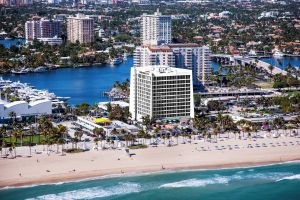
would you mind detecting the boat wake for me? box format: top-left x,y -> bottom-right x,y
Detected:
26,182 -> 141,200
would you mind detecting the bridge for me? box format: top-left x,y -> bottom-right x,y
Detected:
211,54 -> 287,76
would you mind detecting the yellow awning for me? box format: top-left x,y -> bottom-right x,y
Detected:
94,118 -> 111,123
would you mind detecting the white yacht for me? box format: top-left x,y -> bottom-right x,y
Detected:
272,49 -> 284,58
123,53 -> 128,61
11,67 -> 29,74
110,58 -> 123,66
33,66 -> 47,73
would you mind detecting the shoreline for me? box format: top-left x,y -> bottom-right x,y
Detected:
1,156 -> 300,189
1,135 -> 300,189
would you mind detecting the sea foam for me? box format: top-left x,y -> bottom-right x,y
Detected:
159,171 -> 293,189
277,174 -> 300,182
26,182 -> 141,200
159,177 -> 229,188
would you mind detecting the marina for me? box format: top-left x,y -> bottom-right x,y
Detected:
0,77 -> 69,105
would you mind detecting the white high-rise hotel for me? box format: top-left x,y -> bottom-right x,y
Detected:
130,66 -> 194,121
141,9 -> 172,46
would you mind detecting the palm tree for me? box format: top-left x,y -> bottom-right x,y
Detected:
142,115 -> 152,131
268,64 -> 274,76
182,129 -> 187,144
74,131 -> 83,149
137,129 -> 146,145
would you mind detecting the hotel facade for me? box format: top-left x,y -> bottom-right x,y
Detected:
67,14 -> 94,44
129,65 -> 194,121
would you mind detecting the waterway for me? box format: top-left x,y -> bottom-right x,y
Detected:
1,39 -> 299,105
259,56 -> 300,69
0,38 -> 25,48
2,58 -> 132,106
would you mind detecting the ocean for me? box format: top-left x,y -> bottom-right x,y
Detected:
1,162 -> 300,200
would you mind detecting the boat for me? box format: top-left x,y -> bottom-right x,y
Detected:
57,96 -> 71,101
123,53 -> 128,61
248,49 -> 257,56
273,49 -> 284,58
11,68 -> 29,74
110,58 -> 123,66
33,66 -> 47,73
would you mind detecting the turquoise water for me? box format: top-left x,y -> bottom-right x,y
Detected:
1,162 -> 300,200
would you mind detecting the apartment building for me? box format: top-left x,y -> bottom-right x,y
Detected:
169,44 -> 212,85
134,45 -> 175,67
67,14 -> 94,44
141,9 -> 172,46
134,44 -> 212,86
25,17 -> 61,44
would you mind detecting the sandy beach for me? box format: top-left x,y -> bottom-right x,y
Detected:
1,133 -> 300,188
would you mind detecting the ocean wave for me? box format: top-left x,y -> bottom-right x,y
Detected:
159,177 -> 229,188
276,174 -> 300,182
26,182 -> 141,200
159,171 -> 293,189
232,172 -> 293,181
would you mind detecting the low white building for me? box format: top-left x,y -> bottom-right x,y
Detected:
37,36 -> 62,46
0,99 -> 52,119
130,65 -> 194,121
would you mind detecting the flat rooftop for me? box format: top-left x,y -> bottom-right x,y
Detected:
134,65 -> 192,77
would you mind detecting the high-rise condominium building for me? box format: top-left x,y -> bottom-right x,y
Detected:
25,17 -> 61,44
67,14 -> 94,44
141,9 -> 172,46
129,65 -> 194,121
133,44 -> 211,86
169,44 -> 212,85
134,46 -> 175,68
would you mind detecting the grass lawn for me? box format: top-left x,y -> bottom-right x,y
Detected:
128,144 -> 148,149
3,135 -> 47,146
